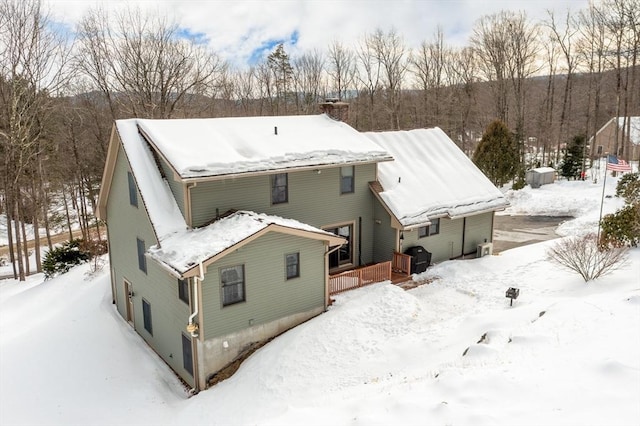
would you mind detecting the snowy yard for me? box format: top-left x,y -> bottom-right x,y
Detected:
1,176 -> 639,426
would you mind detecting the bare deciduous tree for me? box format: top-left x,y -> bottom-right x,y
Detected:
0,0 -> 72,280
76,6 -> 225,119
292,49 -> 326,114
369,28 -> 407,130
326,40 -> 356,102
547,233 -> 628,282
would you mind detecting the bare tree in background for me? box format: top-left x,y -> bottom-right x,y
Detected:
0,0 -> 72,280
546,10 -> 581,163
326,40 -> 357,102
449,46 -> 478,154
410,28 -> 450,129
292,49 -> 326,114
577,1 -> 610,160
369,28 -> 407,130
355,33 -> 381,130
504,12 -> 540,158
76,6 -> 224,120
471,13 -> 511,124
472,11 -> 539,163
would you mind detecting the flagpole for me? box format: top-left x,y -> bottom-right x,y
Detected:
597,155 -> 608,243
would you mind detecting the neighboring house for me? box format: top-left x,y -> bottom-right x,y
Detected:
589,117 -> 640,161
365,128 -> 509,263
97,113 -> 507,391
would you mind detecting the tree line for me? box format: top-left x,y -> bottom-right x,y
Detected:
0,0 -> 638,280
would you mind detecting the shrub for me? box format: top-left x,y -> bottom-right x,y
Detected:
547,233 -> 628,282
600,203 -> 640,247
43,239 -> 91,279
615,172 -> 640,205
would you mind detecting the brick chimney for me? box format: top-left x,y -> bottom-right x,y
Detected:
319,98 -> 349,122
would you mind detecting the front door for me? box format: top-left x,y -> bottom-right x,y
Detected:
124,280 -> 134,325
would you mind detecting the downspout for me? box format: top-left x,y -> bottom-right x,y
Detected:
186,262 -> 203,337
324,244 -> 343,309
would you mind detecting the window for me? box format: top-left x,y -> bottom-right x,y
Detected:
418,218 -> 440,238
271,173 -> 288,204
178,279 -> 189,304
286,253 -> 300,279
136,238 -> 147,273
142,299 -> 153,335
341,166 -> 354,194
221,265 -> 245,306
182,333 -> 193,376
325,224 -> 353,269
127,171 -> 138,207
430,218 -> 440,235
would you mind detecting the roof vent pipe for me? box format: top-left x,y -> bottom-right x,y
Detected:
274,126 -> 278,135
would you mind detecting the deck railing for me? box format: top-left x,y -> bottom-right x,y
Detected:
329,261 -> 392,295
392,251 -> 412,275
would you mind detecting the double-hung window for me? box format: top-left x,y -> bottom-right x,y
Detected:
286,253 -> 300,279
341,166 -> 355,194
271,173 -> 288,204
221,265 -> 245,306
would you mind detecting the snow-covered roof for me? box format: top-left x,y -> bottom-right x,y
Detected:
617,117 -> 640,145
365,128 -> 509,228
134,114 -> 393,179
148,210 -> 344,276
115,120 -> 187,239
528,167 -> 556,174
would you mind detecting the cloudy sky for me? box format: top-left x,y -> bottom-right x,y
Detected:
45,0 -> 591,67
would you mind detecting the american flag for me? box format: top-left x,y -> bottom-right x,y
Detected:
606,155 -> 632,172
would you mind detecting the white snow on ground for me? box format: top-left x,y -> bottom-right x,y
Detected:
1,175 -> 639,426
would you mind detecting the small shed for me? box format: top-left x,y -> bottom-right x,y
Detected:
526,167 -> 556,188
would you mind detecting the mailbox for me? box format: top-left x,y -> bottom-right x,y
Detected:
506,287 -> 520,306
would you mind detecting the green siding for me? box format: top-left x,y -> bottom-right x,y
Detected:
106,143 -> 194,387
201,232 -> 326,340
159,156 -> 185,217
372,198 -> 397,263
403,218 -> 464,263
190,164 -> 377,266
462,212 -> 495,255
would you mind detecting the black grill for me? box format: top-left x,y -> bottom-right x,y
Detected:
404,245 -> 431,274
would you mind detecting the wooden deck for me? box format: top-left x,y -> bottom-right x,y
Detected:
328,252 -> 413,295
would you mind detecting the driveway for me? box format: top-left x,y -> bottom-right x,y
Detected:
492,215 -> 573,254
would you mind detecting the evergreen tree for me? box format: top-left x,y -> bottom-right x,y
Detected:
267,43 -> 294,114
472,120 -> 520,187
560,135 -> 585,180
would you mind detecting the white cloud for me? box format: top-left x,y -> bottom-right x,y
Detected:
45,0 -> 591,66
